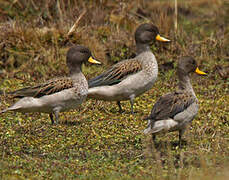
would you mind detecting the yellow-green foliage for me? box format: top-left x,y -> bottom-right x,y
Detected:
0,0 -> 228,179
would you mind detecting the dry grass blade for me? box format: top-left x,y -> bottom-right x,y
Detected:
67,10 -> 86,36
174,0 -> 178,31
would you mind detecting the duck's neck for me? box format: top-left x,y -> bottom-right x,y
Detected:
69,66 -> 82,79
136,42 -> 151,54
177,70 -> 196,97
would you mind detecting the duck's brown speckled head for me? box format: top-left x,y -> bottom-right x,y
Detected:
178,56 -> 207,76
135,23 -> 170,44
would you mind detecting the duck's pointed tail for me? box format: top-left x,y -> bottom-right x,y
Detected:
143,123 -> 152,134
0,108 -> 8,114
143,118 -> 155,134
0,104 -> 21,114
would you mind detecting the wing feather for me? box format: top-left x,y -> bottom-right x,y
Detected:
148,91 -> 196,121
10,78 -> 74,98
88,59 -> 142,88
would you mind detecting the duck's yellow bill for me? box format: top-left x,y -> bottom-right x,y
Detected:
156,34 -> 170,42
195,67 -> 207,75
88,57 -> 101,64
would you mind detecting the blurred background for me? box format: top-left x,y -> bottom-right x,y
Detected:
0,0 -> 228,81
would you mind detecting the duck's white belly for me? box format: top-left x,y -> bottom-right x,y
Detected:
88,52 -> 158,101
10,87 -> 88,114
5,72 -> 89,115
121,68 -> 158,97
144,102 -> 199,134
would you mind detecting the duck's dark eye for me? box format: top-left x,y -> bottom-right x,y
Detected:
147,28 -> 154,32
80,50 -> 88,54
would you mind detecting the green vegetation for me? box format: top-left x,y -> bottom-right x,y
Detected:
0,0 -> 228,179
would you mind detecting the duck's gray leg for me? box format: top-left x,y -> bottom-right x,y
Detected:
130,95 -> 135,114
117,101 -> 123,113
152,134 -> 156,143
49,113 -> 54,124
53,108 -> 60,124
179,129 -> 185,147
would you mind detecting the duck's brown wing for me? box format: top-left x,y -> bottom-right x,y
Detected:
88,59 -> 142,88
147,91 -> 196,121
10,78 -> 74,98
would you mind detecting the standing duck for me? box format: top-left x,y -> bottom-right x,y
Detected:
0,45 -> 101,124
144,56 -> 206,145
88,23 -> 170,114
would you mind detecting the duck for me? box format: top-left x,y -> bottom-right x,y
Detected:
87,23 -> 170,114
143,56 -> 206,145
0,45 -> 101,124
